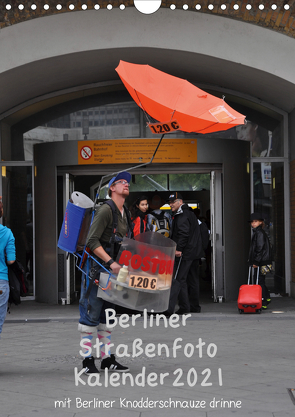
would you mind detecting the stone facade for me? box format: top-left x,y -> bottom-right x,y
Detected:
0,1 -> 295,38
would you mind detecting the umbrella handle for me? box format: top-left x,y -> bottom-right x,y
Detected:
173,255 -> 182,280
93,133 -> 165,207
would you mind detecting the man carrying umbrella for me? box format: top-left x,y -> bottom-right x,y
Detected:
78,172 -> 133,375
166,192 -> 204,315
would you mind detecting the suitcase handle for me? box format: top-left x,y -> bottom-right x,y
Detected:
248,266 -> 259,285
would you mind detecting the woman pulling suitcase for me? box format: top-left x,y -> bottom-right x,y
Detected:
248,212 -> 273,309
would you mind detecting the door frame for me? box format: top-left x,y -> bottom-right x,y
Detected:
61,165 -> 224,303
57,173 -> 75,304
210,170 -> 224,302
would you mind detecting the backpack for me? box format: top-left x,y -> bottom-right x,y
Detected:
147,209 -> 171,238
8,260 -> 28,306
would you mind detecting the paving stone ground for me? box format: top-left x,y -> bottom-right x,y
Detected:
1,297 -> 295,417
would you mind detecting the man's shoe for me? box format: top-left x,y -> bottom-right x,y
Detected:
161,310 -> 172,317
175,309 -> 190,315
266,298 -> 271,305
262,305 -> 268,310
190,306 -> 201,313
101,354 -> 129,373
83,356 -> 100,375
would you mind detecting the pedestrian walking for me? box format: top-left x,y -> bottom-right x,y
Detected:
0,199 -> 16,336
165,192 -> 204,315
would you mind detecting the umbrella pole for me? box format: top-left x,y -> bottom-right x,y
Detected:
94,133 -> 165,206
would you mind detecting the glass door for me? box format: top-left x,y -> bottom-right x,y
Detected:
252,161 -> 285,293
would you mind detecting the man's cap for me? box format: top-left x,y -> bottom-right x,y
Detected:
166,192 -> 183,202
108,171 -> 131,188
248,212 -> 264,222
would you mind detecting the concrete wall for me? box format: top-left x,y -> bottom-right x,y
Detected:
0,9 -> 295,118
289,109 -> 295,297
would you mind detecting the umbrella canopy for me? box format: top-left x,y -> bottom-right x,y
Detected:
116,60 -> 246,134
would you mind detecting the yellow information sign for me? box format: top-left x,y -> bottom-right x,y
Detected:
78,138 -> 197,165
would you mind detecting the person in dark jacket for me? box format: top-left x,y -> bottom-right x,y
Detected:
166,192 -> 204,315
248,212 -> 273,309
130,195 -> 149,236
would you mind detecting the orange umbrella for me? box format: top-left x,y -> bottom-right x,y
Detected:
116,60 -> 246,134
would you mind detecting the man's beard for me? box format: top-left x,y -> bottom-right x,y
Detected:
122,189 -> 130,196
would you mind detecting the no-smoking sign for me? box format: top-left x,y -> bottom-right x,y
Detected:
80,146 -> 92,160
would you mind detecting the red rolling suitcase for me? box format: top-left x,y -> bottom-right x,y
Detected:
238,266 -> 262,314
